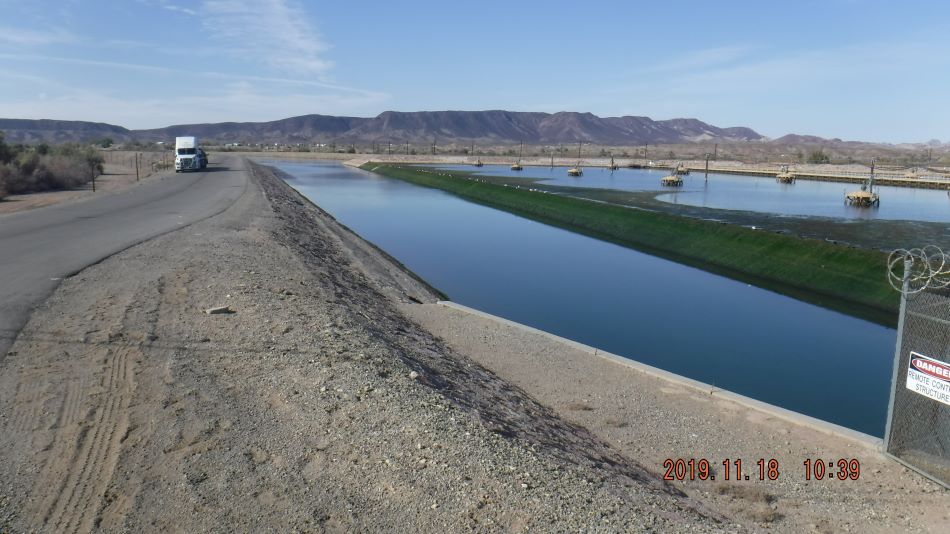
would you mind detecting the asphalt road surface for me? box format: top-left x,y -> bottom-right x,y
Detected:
0,155 -> 249,357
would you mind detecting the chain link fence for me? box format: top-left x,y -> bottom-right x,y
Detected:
884,249 -> 950,488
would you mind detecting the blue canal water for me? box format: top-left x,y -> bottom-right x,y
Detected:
427,164 -> 950,223
269,160 -> 898,436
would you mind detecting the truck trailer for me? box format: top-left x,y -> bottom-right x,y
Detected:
175,136 -> 207,172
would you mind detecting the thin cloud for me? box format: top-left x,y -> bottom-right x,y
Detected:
136,0 -> 198,17
0,53 -> 382,97
0,53 -> 180,75
0,26 -> 75,46
162,4 -> 198,16
201,0 -> 333,75
0,83 -> 390,129
0,68 -> 55,85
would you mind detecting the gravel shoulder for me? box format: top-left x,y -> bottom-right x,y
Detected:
0,159 -> 724,532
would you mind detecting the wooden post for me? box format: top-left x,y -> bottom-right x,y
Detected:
705,153 -> 709,182
135,153 -> 140,181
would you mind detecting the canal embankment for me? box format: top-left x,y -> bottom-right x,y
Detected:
361,163 -> 899,324
252,159 -> 948,531
403,299 -> 946,533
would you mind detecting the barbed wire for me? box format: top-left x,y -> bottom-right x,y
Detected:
888,246 -> 950,295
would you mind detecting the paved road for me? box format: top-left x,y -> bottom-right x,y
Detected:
0,155 -> 250,356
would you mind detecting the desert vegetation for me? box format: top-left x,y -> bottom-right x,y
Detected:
0,133 -> 104,200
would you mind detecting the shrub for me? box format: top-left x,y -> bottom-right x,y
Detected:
16,151 -> 40,177
0,163 -> 11,200
43,155 -> 93,188
0,132 -> 12,164
807,149 -> 830,164
0,142 -> 101,194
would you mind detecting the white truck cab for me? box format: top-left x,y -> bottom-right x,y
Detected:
175,136 -> 206,172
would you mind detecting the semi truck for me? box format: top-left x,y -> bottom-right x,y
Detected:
175,136 -> 207,172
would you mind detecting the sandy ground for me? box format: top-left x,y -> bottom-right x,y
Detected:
0,157 -> 945,532
0,151 -> 169,215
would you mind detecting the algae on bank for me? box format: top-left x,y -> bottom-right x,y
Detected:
362,163 -> 899,325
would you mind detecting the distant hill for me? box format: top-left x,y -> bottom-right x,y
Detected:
769,133 -> 912,149
0,119 -> 131,144
0,111 -> 765,146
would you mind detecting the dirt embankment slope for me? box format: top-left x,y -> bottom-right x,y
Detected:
0,160 -> 722,532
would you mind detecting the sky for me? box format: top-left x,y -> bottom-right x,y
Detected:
0,0 -> 948,143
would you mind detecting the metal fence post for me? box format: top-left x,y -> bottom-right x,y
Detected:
883,256 -> 910,451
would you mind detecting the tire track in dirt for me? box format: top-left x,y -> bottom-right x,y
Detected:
10,373 -> 48,432
25,279 -> 163,533
45,345 -> 133,533
58,376 -> 86,429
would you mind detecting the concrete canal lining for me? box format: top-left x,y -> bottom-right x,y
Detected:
437,300 -> 883,450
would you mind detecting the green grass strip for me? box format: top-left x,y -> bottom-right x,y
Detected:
362,164 -> 899,325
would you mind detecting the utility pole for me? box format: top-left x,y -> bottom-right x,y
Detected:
704,153 -> 710,182
714,143 -> 718,160
406,141 -> 409,155
135,153 -> 140,181
388,141 -> 392,156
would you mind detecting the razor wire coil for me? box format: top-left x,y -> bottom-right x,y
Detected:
888,246 -> 950,295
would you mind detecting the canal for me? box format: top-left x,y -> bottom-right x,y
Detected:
268,159 -> 898,437
428,164 -> 950,223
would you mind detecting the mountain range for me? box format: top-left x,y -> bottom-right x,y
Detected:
0,111 -> 765,146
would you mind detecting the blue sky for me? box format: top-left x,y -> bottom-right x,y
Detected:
0,0 -> 947,142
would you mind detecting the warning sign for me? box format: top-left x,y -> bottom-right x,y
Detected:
906,351 -> 950,407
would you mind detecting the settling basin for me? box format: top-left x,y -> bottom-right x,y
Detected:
269,160 -> 897,436
427,164 -> 950,223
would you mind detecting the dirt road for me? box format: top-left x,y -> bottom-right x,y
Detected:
0,157 -> 246,357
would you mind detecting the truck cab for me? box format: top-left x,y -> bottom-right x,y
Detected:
175,136 -> 204,172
